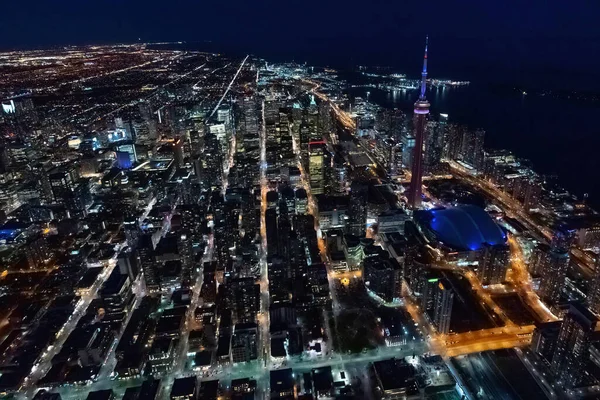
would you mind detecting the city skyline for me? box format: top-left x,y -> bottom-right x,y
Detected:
1,11 -> 600,399
2,2 -> 600,89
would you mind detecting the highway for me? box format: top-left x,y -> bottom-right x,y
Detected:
447,161 -> 553,241
429,260 -> 513,327
448,161 -> 561,322
390,296 -> 533,359
432,325 -> 534,357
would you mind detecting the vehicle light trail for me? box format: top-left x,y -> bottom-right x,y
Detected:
207,55 -> 249,120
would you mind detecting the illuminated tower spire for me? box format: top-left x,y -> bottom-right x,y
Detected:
408,36 -> 431,209
419,35 -> 429,100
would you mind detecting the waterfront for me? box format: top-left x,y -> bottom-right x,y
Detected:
346,80 -> 600,209
164,41 -> 600,207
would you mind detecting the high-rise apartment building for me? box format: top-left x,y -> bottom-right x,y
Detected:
538,248 -> 569,305
477,244 -> 509,285
551,303 -> 600,387
432,279 -> 454,334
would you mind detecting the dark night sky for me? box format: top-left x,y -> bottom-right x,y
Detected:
2,1 -> 600,88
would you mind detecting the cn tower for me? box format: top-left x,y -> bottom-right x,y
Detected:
408,36 -> 430,209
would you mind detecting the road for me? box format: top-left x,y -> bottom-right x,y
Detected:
221,126 -> 237,195
388,296 -> 533,359
192,62 -> 231,90
289,107 -> 345,360
90,56 -> 206,124
63,53 -> 175,87
20,243 -> 125,398
434,328 -> 533,358
207,55 -> 249,120
448,161 -> 564,322
195,340 -> 427,384
258,98 -> 272,397
447,161 -> 553,241
31,64 -> 571,399
299,78 -> 383,180
311,87 -> 546,359
428,260 -> 512,327
97,276 -> 146,382
507,236 -> 558,322
52,278 -> 147,400
156,233 -> 213,400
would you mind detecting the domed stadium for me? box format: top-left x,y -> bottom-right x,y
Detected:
420,205 -> 506,252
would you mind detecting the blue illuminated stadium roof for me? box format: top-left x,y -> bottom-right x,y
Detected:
428,205 -> 506,251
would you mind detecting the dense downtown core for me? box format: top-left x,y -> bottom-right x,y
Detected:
0,41 -> 599,400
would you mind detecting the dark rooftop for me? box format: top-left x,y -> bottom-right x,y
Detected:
194,351 -> 212,367
372,358 -> 416,391
270,368 -> 294,392
85,389 -> 114,400
171,376 -> 197,398
312,366 -> 333,392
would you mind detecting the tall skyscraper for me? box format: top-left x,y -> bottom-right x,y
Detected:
432,279 -> 454,334
538,248 -> 569,305
408,37 -> 430,209
424,114 -> 447,174
539,228 -> 573,305
551,303 -> 600,387
227,277 -> 260,324
421,273 -> 454,334
460,129 -> 485,170
307,95 -> 320,141
401,133 -> 415,169
531,321 -> 562,363
363,254 -> 402,302
347,180 -> 368,237
477,244 -> 509,285
308,141 -> 325,195
587,257 -> 600,315
138,234 -> 159,293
